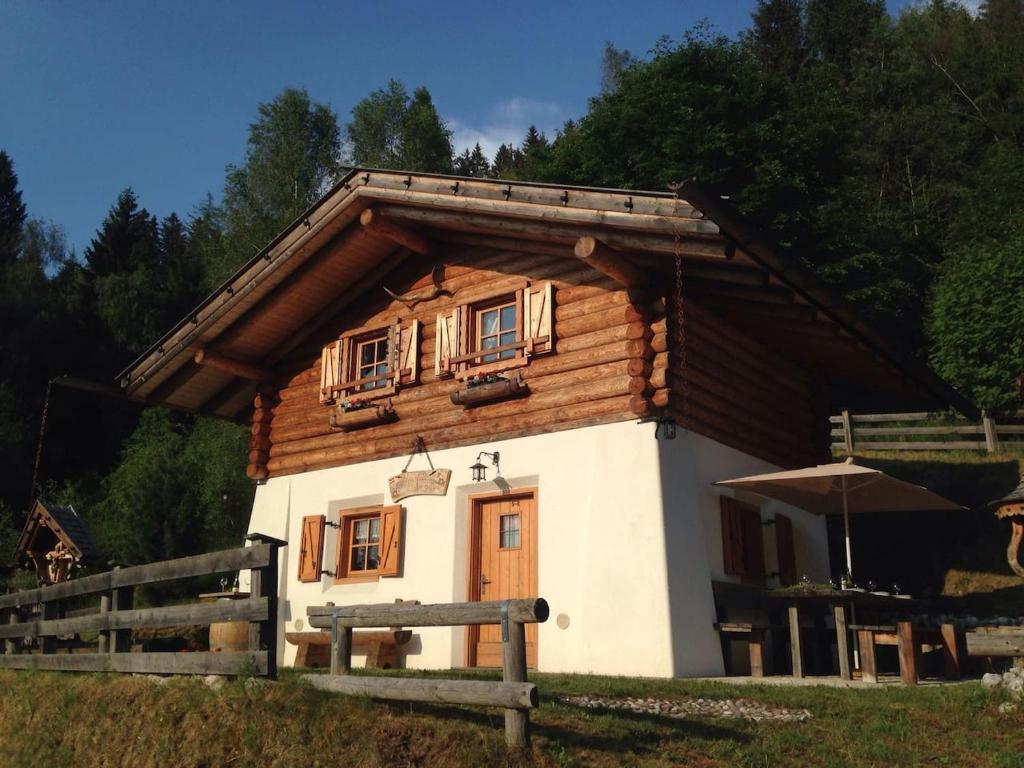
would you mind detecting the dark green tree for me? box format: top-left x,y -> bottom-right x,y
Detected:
0,150 -> 26,265
222,88 -> 341,283
347,81 -> 453,173
745,0 -> 808,78
454,143 -> 491,177
599,42 -> 636,95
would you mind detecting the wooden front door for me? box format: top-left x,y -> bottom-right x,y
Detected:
468,491 -> 538,668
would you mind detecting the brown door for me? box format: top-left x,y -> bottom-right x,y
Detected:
468,492 -> 538,668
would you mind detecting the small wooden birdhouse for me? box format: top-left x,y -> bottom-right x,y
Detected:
993,477 -> 1024,579
13,500 -> 103,584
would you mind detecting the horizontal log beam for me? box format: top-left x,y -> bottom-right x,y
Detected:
193,349 -> 271,382
0,597 -> 268,639
574,236 -> 646,288
0,543 -> 273,609
360,208 -> 431,256
307,598 -> 548,629
0,652 -> 268,675
302,674 -> 538,709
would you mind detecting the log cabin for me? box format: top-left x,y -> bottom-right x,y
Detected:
118,170 -> 973,677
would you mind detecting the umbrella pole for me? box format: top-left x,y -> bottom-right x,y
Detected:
840,475 -> 861,670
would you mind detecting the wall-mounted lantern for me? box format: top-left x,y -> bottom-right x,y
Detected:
470,451 -> 501,482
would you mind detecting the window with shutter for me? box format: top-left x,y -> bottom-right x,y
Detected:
320,319 -> 420,405
435,281 -> 555,380
335,505 -> 404,582
720,497 -> 766,582
297,515 -> 325,582
774,513 -> 797,586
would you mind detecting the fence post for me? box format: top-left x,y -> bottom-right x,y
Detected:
245,534 -> 285,678
3,608 -> 18,655
982,411 -> 1000,453
501,613 -> 530,749
331,616 -> 353,676
110,567 -> 134,653
97,592 -> 111,654
40,602 -> 57,654
841,409 -> 854,453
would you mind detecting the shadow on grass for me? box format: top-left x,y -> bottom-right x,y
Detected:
368,694 -> 751,757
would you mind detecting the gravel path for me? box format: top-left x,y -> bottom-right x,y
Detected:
560,694 -> 813,723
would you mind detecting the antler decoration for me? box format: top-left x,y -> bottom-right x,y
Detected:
383,265 -> 452,309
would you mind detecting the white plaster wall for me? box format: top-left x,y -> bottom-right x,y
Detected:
243,420 -> 830,678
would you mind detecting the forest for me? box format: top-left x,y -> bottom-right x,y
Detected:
0,0 -> 1021,584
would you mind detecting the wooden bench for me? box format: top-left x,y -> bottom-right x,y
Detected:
286,629 -> 412,669
853,622 -> 963,684
714,622 -> 772,677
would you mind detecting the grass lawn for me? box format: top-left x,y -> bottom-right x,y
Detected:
0,667 -> 1022,767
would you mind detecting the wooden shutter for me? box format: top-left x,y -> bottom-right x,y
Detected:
720,497 -> 765,581
398,319 -> 420,385
741,507 -> 766,581
775,513 -> 797,586
320,341 -> 341,404
521,281 -> 554,356
297,515 -> 325,582
434,307 -> 461,377
377,505 -> 403,577
720,497 -> 743,576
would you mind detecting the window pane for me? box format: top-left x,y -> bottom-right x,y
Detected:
500,305 -> 516,331
369,517 -> 381,542
354,519 -> 368,543
481,309 -> 498,336
499,514 -> 520,548
352,546 -> 366,571
499,331 -> 516,346
481,335 -> 497,350
375,339 -> 388,360
367,546 -> 379,570
360,344 -> 376,367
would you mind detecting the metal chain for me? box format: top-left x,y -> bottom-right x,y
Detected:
670,188 -> 687,423
29,378 -> 53,507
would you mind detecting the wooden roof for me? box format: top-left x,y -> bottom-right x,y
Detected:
118,169 -> 976,420
14,500 -> 103,566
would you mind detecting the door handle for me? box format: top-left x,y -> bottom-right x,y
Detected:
480,573 -> 491,595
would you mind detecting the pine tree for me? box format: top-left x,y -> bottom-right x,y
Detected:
399,87 -> 453,173
491,143 -> 524,178
0,150 -> 27,266
454,143 -> 491,177
745,0 -> 808,78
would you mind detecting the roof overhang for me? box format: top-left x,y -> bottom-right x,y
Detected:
117,168 -> 977,420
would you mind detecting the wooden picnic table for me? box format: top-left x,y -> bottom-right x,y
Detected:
764,588 -> 928,681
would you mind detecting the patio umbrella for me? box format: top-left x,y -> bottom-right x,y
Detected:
714,458 -> 963,579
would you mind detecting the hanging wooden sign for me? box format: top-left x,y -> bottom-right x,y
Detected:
388,469 -> 452,502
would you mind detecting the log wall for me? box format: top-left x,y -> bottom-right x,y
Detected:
253,244 -> 827,478
665,298 -> 828,469
260,246 -> 653,478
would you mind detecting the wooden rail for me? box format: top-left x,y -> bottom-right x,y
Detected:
303,597 -> 549,749
0,533 -> 284,678
831,410 -> 1024,453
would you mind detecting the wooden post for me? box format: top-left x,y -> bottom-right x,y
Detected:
245,533 -> 284,679
331,623 -> 352,676
110,567 -> 134,654
97,593 -> 111,654
939,623 -> 963,680
4,608 -> 18,655
982,412 -> 1000,453
833,604 -> 851,681
748,632 -> 768,678
896,621 -> 919,685
858,630 -> 878,683
502,619 -> 529,749
788,604 -> 803,678
40,602 -> 58,654
841,409 -> 854,453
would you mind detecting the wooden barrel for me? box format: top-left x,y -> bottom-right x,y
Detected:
209,620 -> 249,652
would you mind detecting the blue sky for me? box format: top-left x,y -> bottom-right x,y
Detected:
2,0 -> 940,255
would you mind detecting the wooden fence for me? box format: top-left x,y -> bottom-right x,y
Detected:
302,598 -> 549,749
0,533 -> 283,677
831,410 -> 1024,453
